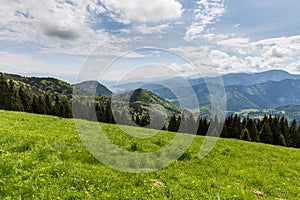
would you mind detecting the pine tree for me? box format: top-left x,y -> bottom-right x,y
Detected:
280,116 -> 289,146
31,95 -> 39,113
221,123 -> 228,138
287,119 -> 298,147
229,114 -> 241,138
135,115 -> 141,125
168,115 -> 177,132
37,95 -> 46,114
240,128 -> 251,141
259,122 -> 273,144
19,87 -> 30,112
7,80 -> 23,111
60,96 -> 72,118
246,118 -> 259,142
44,93 -> 53,115
271,116 -> 281,145
141,116 -> 148,127
197,117 -> 209,136
54,95 -> 60,116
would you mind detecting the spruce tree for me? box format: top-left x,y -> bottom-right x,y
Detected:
37,95 -> 46,114
288,119 -> 298,147
246,118 -> 259,142
31,95 -> 39,113
19,87 -> 30,112
44,93 -> 53,115
240,128 -> 251,141
135,115 -> 141,126
221,123 -> 228,138
271,116 -> 281,145
280,116 -> 289,146
168,115 -> 177,132
259,122 -> 273,144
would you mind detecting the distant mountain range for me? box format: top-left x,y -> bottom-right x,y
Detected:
115,69 -> 300,92
188,69 -> 300,87
3,70 -> 300,122
115,70 -> 300,110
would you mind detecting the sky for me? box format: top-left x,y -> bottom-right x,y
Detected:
0,0 -> 300,83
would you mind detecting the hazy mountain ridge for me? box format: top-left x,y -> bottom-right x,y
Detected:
74,80 -> 113,97
115,70 -> 300,92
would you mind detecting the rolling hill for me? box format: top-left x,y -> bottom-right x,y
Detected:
0,110 -> 299,199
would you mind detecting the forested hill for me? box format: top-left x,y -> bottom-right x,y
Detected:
0,72 -> 113,118
2,73 -> 73,97
0,72 -> 300,149
0,72 -> 183,125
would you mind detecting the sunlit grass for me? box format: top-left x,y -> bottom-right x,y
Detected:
0,110 -> 299,199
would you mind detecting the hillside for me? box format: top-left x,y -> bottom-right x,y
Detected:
116,88 -> 183,115
0,110 -> 299,199
1,73 -> 73,97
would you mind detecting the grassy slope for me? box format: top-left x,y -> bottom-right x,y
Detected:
0,110 -> 299,199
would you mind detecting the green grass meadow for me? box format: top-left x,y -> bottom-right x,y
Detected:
0,110 -> 299,199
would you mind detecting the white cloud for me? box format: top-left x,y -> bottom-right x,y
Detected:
210,50 -> 245,72
135,24 -> 170,34
185,0 -> 226,40
0,0 -> 110,54
202,33 -> 300,73
217,38 -> 250,47
101,0 -> 183,23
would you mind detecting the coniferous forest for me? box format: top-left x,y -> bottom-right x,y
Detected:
1,72 -> 300,148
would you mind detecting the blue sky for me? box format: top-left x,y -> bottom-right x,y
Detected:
0,0 -> 300,83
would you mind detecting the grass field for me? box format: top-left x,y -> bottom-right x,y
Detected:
0,110 -> 299,199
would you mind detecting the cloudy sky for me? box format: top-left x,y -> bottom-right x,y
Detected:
1,0 -> 300,83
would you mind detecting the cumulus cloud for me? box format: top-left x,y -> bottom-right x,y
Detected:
185,0 -> 226,40
205,34 -> 300,74
101,0 -> 183,23
269,46 -> 292,58
0,0 -> 110,54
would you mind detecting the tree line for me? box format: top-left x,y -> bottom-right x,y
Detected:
1,74 -> 299,148
166,114 -> 300,148
0,74 -> 72,118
